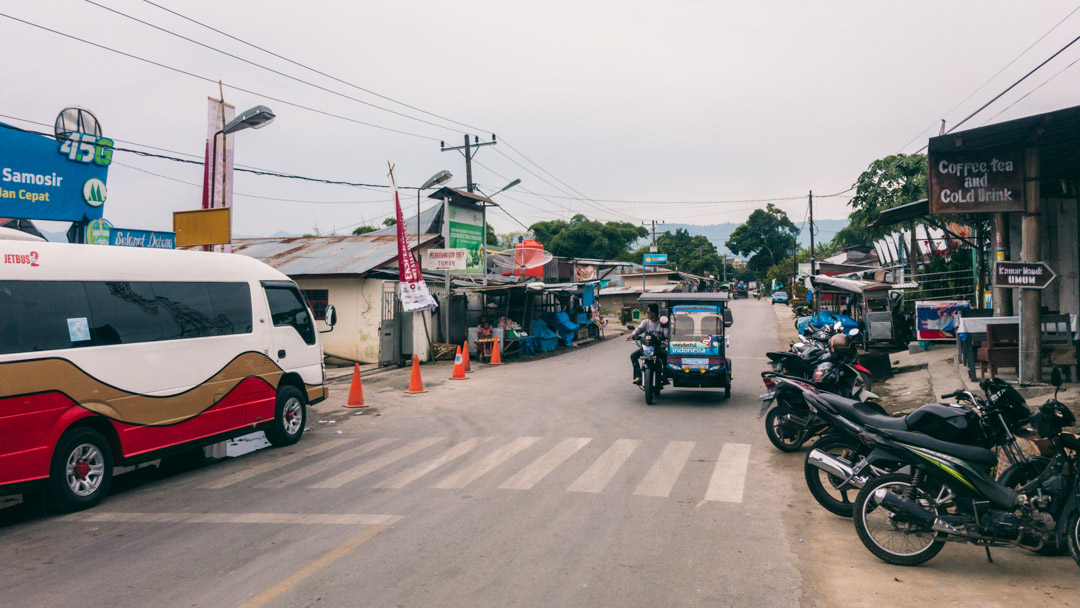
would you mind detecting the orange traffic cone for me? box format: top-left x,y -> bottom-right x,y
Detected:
450,345 -> 468,380
404,354 -> 427,394
344,363 -> 365,408
489,336 -> 503,365
462,341 -> 472,373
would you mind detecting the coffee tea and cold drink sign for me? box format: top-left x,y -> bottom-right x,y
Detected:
929,146 -> 1051,290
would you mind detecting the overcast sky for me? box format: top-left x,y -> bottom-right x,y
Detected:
3,1 -> 1079,238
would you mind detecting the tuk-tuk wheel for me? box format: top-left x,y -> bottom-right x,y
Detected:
724,384 -> 731,399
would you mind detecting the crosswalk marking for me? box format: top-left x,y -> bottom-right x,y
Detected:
634,441 -> 696,498
567,439 -> 641,493
200,438 -> 357,489
255,438 -> 398,489
64,511 -> 402,526
375,437 -> 494,489
499,438 -> 591,490
434,437 -> 540,489
309,437 -> 444,489
705,443 -> 751,503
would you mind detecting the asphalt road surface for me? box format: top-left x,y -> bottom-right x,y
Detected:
2,299 -> 1076,607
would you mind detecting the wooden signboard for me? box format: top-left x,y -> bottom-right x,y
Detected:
928,147 -> 1024,214
173,207 -> 231,247
993,261 -> 1056,289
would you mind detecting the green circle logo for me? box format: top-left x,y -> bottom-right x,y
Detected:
83,178 -> 107,207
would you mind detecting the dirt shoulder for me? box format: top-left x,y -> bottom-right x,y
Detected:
767,305 -> 1079,607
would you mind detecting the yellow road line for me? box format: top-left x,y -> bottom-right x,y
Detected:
237,524 -> 391,608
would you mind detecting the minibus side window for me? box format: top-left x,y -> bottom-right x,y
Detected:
154,282 -> 218,340
84,281 -> 163,345
0,281 -> 93,354
206,283 -> 253,335
264,286 -> 316,345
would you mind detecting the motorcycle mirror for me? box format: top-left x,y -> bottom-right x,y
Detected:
1051,366 -> 1063,388
626,324 -> 635,330
848,328 -> 860,337
834,320 -> 842,330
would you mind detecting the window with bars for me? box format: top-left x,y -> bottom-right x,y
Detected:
301,289 -> 329,321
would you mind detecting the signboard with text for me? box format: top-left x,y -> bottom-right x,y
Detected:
643,253 -> 667,265
447,204 -> 484,273
929,147 -> 1024,214
994,261 -> 1056,289
111,228 -> 176,249
423,248 -> 467,271
0,123 -> 110,222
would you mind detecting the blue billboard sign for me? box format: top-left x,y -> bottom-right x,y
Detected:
0,124 -> 110,222
110,228 -> 175,249
643,253 -> 668,265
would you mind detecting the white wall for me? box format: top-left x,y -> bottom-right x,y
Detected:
296,277 -> 384,364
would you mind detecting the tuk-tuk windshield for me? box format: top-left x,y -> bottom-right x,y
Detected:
671,305 -> 724,339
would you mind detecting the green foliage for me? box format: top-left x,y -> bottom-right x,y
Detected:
383,217 -> 397,227
529,214 -> 647,260
486,224 -> 499,246
352,225 -> 378,235
842,153 -> 927,244
725,203 -> 800,274
629,228 -> 723,277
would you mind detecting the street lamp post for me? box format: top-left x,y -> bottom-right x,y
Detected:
475,179 -> 521,287
209,105 -> 275,210
417,170 -> 453,242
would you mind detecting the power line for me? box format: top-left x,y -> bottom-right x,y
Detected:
85,0 -> 472,137
978,51 -> 1080,125
138,0 -> 493,135
0,12 -> 443,142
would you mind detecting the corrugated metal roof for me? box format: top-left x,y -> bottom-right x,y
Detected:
233,233 -> 440,276
598,285 -> 678,296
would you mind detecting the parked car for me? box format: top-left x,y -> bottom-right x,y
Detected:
771,291 -> 789,305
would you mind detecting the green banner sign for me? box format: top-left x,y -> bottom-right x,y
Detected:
447,205 -> 484,273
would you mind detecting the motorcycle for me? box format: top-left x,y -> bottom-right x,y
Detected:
851,367 -> 1080,567
797,376 -> 1043,518
635,330 -> 668,406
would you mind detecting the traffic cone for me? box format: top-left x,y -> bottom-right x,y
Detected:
462,341 -> 472,373
344,363 -> 365,408
489,336 -> 503,365
404,354 -> 427,394
450,346 -> 468,380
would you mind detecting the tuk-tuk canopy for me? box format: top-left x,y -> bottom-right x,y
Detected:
809,275 -> 892,297
638,292 -> 732,327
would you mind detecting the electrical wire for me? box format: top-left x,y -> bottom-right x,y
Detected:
84,1 -> 473,137
978,52 -> 1080,125
0,12 -> 444,142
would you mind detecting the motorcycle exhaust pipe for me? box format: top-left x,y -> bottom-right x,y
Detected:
870,488 -> 960,535
807,449 -> 859,484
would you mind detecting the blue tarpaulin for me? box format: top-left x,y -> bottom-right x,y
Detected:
796,310 -> 859,333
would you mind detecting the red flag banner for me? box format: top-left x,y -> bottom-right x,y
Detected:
391,170 -> 437,312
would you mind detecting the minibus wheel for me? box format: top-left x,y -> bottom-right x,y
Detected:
47,427 -> 113,513
266,386 -> 306,447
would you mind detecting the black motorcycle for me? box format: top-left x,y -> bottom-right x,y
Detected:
635,331 -> 667,406
850,367 -> 1080,567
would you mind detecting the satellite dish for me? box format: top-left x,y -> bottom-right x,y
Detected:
54,106 -> 102,142
490,245 -> 554,273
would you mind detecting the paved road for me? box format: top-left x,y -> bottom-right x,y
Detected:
2,299 -> 1076,607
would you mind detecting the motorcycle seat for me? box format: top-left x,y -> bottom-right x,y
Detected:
880,429 -> 998,467
819,393 -> 908,431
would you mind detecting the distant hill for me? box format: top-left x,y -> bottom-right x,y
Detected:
660,219 -> 849,256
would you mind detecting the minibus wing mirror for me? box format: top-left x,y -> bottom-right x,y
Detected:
320,305 -> 337,333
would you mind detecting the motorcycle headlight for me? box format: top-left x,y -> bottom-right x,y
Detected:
643,346 -> 655,356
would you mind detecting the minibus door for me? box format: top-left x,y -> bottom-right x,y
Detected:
262,283 -> 320,404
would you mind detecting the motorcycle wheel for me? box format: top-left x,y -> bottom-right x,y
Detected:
804,434 -> 864,517
853,472 -> 946,566
723,383 -> 731,399
764,406 -> 804,452
1067,510 -> 1080,568
644,368 -> 655,406
999,457 -> 1065,555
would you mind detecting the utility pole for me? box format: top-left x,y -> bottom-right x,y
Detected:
441,134 -> 497,284
809,190 -> 818,315
641,220 -> 667,296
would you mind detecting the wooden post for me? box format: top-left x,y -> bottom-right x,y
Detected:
1020,147 -> 1041,383
993,212 -> 1012,316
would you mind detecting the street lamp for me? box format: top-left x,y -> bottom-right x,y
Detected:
474,179 -> 522,287
417,170 -> 453,239
210,105 -> 275,209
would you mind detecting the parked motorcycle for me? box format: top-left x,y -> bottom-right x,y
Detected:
850,368 -> 1080,567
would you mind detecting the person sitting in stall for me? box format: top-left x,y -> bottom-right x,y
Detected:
477,316 -> 494,362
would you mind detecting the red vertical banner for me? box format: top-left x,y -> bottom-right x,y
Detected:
391,169 -> 437,312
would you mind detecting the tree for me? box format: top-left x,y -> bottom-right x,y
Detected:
352,225 -> 378,235
486,224 -> 499,246
382,217 -> 397,227
529,214 -> 646,260
631,228 -> 722,277
725,203 -> 800,274
840,153 -> 927,245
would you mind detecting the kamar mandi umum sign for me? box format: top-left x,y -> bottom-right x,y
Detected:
928,147 -> 1025,214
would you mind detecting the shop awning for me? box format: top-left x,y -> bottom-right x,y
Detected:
868,199 -> 929,228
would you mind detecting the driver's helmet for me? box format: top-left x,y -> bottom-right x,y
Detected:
812,362 -> 838,384
829,334 -> 857,359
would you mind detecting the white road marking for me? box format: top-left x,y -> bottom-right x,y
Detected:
567,439 -> 641,493
375,437 -> 494,489
309,437 -> 444,489
64,512 -> 402,525
255,438 -> 398,488
499,438 -> 591,490
434,437 -> 540,489
200,438 -> 358,489
705,443 -> 752,503
634,441 -> 696,498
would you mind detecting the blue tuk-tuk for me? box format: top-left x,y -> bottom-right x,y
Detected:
637,293 -> 733,399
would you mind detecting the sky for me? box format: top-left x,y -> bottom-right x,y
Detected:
2,0 -> 1079,239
